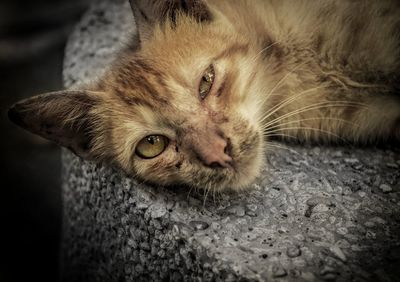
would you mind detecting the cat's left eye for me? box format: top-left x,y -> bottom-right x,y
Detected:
199,64 -> 215,99
135,135 -> 169,159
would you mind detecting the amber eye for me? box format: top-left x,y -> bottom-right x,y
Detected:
199,64 -> 215,99
135,135 -> 169,159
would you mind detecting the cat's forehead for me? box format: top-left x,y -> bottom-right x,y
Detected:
108,56 -> 198,133
139,21 -> 236,69
112,55 -> 199,106
106,21 -> 255,134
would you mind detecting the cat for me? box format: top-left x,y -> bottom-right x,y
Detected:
8,0 -> 400,192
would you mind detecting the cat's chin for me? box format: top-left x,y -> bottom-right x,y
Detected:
182,164 -> 263,193
223,131 -> 265,192
225,152 -> 264,192
184,128 -> 264,192
198,137 -> 265,192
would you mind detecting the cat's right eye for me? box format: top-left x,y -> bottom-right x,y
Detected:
199,64 -> 215,99
135,135 -> 169,159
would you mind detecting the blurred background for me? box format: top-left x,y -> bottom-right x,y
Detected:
0,1 -> 90,281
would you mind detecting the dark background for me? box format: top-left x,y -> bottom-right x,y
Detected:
0,1 -> 89,281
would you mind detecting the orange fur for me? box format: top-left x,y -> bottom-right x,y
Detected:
9,0 -> 400,192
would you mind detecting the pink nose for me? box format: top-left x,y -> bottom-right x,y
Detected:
193,135 -> 233,169
203,138 -> 232,168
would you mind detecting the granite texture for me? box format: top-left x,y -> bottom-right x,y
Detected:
61,0 -> 400,281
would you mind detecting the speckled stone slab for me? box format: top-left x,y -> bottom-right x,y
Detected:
61,0 -> 400,281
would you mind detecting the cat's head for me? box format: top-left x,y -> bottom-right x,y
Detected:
9,0 -> 270,191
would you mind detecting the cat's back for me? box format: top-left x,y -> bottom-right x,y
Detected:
215,0 -> 400,81
272,0 -> 400,66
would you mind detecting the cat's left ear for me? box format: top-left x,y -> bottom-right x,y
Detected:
129,0 -> 212,41
8,90 -> 104,160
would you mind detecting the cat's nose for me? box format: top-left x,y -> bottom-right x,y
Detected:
196,136 -> 233,169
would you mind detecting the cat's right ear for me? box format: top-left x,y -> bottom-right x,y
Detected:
8,90 -> 104,160
129,0 -> 212,42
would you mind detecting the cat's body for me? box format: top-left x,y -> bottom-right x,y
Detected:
9,0 -> 400,192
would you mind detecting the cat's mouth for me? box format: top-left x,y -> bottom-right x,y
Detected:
186,128 -> 263,191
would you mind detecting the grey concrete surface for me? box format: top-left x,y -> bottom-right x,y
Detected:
61,0 -> 400,281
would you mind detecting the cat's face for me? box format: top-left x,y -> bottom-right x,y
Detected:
8,0 -> 268,191
102,11 -> 267,191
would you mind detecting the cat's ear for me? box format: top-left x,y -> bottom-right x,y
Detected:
129,0 -> 212,41
8,90 -> 103,159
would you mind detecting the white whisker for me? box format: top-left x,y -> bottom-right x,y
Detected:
250,41 -> 281,63
259,85 -> 330,124
265,126 -> 348,143
261,101 -> 366,129
263,116 -> 362,132
262,60 -> 311,104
